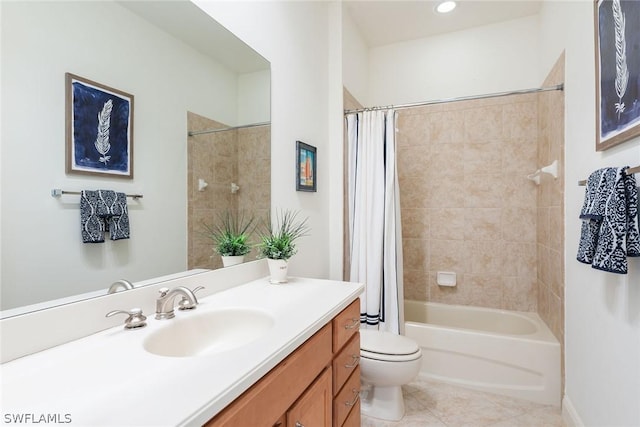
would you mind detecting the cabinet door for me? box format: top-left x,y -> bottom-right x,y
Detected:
286,367 -> 332,427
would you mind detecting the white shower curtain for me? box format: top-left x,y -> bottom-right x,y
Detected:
346,110 -> 404,334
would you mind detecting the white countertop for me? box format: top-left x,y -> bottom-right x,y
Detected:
0,277 -> 363,426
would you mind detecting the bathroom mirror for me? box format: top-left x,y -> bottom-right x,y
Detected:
0,1 -> 270,315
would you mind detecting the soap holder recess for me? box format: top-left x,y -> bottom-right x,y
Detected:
436,271 -> 456,287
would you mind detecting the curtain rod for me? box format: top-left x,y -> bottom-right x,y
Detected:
344,84 -> 564,114
578,165 -> 640,186
188,121 -> 270,137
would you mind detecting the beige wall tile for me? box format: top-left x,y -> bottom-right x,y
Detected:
503,101 -> 538,139
503,242 -> 537,278
464,105 -> 504,143
504,276 -> 537,311
404,268 -> 429,301
463,174 -> 505,208
464,142 -> 503,175
430,208 -> 465,240
463,208 -> 502,241
430,239 -> 466,273
403,238 -> 430,271
466,240 -> 505,276
430,110 -> 466,144
398,145 -> 432,181
399,179 -> 432,209
502,207 -> 537,243
402,208 -> 430,239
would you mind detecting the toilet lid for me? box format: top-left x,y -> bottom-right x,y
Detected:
360,330 -> 420,356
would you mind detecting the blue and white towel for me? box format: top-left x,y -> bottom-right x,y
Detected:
80,190 -> 105,243
108,192 -> 130,241
577,167 -> 639,274
80,190 -> 130,243
96,190 -> 121,218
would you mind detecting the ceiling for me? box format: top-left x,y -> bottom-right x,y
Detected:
118,1 -> 269,73
345,0 -> 543,47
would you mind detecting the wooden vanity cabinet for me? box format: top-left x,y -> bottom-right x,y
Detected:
331,300 -> 361,427
205,299 -> 361,427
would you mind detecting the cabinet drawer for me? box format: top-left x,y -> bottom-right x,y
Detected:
332,332 -> 360,396
332,299 -> 360,352
332,366 -> 360,427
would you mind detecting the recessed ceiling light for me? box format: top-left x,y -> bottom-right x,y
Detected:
436,1 -> 457,14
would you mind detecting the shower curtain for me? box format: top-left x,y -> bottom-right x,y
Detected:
346,110 -> 404,334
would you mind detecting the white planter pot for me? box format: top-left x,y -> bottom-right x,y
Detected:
267,258 -> 289,283
221,255 -> 245,267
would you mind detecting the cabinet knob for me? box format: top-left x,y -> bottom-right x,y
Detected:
345,354 -> 360,369
345,389 -> 360,407
344,318 -> 359,330
295,422 -> 304,427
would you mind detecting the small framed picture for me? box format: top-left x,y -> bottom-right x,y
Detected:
66,73 -> 134,178
296,140 -> 317,192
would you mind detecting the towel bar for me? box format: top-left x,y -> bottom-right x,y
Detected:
51,189 -> 143,199
578,165 -> 640,186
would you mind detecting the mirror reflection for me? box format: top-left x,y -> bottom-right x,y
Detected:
187,114 -> 271,270
0,0 -> 270,314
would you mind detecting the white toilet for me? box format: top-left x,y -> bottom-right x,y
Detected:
359,329 -> 422,421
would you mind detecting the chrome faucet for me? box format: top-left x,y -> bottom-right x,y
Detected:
107,279 -> 134,294
155,287 -> 198,320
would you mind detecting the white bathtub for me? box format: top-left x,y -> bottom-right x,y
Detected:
404,300 -> 561,406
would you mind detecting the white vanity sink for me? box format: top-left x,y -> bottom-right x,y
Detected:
2,272 -> 364,426
143,308 -> 275,357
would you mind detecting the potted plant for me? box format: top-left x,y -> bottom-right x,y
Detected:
257,209 -> 310,283
203,210 -> 255,267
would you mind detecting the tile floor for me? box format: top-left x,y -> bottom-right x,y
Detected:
361,377 -> 565,427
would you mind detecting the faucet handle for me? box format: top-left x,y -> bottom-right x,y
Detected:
178,286 -> 204,310
158,287 -> 170,297
106,308 -> 147,329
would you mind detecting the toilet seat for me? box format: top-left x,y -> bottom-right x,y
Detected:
360,330 -> 422,362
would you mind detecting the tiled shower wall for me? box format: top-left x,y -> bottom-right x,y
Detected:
537,53 -> 565,343
398,94 -> 540,311
187,111 -> 270,270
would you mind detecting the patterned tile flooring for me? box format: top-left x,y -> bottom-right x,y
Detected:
361,377 -> 565,427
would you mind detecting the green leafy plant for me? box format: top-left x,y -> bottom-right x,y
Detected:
203,210 -> 255,257
257,209 -> 310,260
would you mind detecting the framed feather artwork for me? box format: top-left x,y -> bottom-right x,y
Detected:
65,73 -> 134,178
594,0 -> 640,151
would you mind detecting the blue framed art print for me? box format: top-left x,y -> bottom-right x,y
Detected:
66,73 -> 134,178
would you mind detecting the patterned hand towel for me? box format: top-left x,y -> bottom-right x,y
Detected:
622,168 -> 639,258
80,190 -> 105,243
96,190 -> 120,217
577,167 -> 639,274
109,192 -> 130,241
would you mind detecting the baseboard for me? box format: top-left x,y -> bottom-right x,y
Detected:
562,395 -> 584,427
